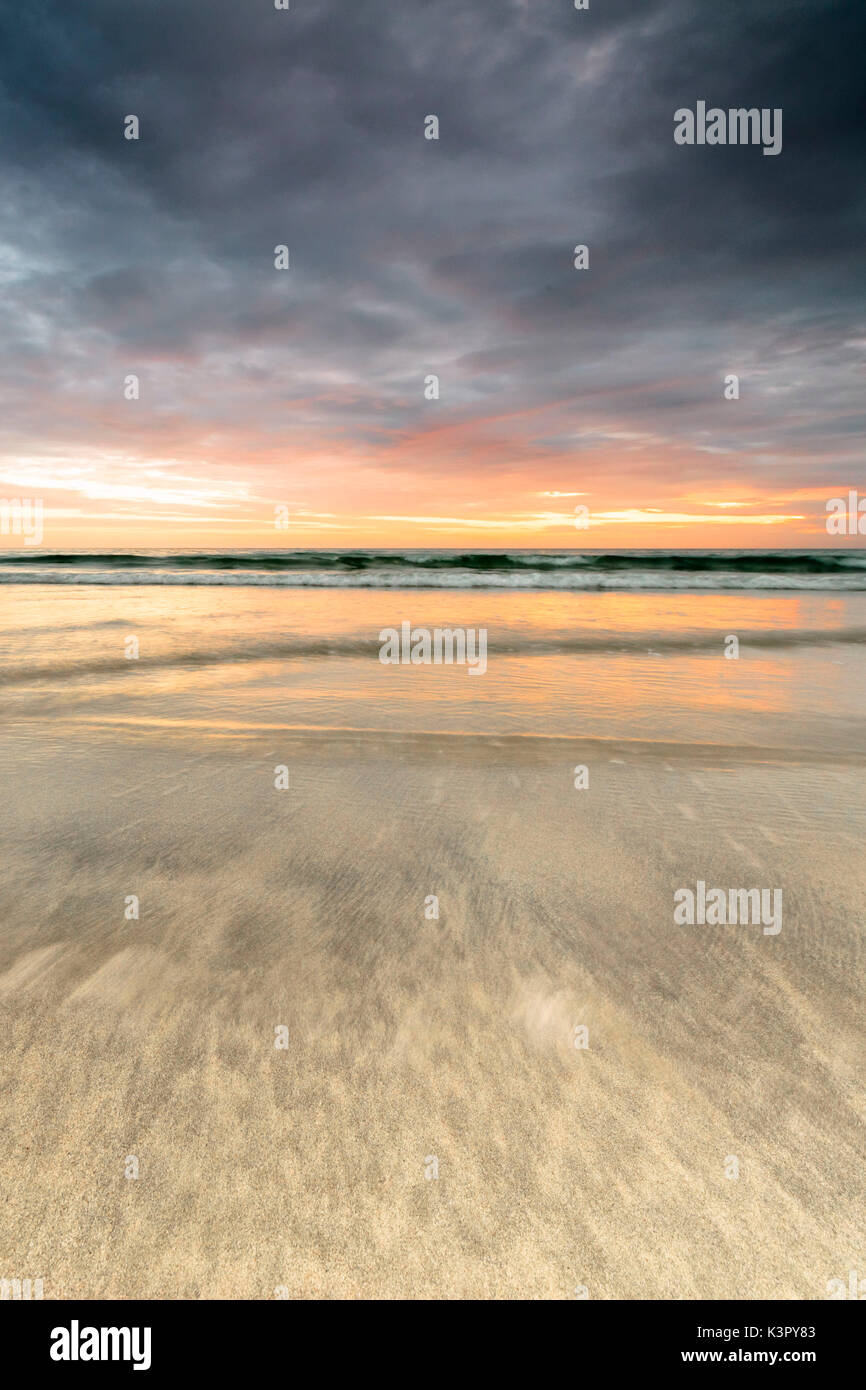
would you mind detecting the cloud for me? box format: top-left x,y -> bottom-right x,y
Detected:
0,0 -> 862,541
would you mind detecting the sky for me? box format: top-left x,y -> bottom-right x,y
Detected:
0,0 -> 863,549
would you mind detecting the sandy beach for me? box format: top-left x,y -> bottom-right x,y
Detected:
2,0 -> 864,1319
1,582 -> 864,1298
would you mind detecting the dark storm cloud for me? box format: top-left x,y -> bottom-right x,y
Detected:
0,0 -> 863,490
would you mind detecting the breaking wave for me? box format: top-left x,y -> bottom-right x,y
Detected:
2,549 -> 866,590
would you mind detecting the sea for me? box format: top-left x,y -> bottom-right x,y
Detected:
1,548 -> 866,590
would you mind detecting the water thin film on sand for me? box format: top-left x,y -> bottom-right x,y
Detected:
1,585 -> 865,1306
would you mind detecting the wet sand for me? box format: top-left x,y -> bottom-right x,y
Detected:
1,731 -> 863,1299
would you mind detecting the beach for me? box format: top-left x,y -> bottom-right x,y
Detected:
1,570 -> 865,1298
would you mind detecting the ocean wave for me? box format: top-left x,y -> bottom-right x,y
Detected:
2,548 -> 866,570
1,568 -> 866,591
2,549 -> 866,590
